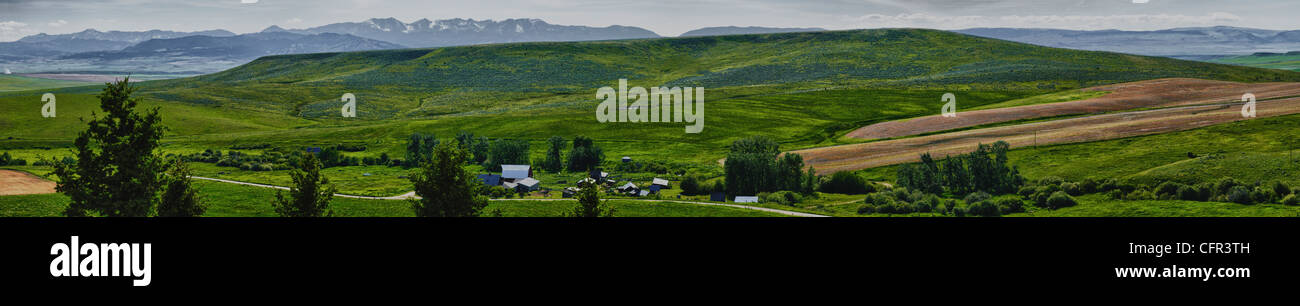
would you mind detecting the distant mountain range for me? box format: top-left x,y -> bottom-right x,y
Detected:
679,26 -> 826,37
262,18 -> 660,48
8,20 -> 1300,75
955,26 -> 1300,59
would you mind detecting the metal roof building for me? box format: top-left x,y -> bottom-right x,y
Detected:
501,164 -> 531,179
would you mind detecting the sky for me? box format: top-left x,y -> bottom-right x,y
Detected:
2,0 -> 1299,42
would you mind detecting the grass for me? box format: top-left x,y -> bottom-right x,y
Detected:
0,180 -> 788,217
969,89 -> 1110,110
1007,194 -> 1300,217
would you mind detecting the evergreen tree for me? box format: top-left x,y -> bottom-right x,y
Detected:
52,78 -> 167,217
158,160 -> 206,217
272,152 -> 336,217
409,139 -> 489,217
569,179 -> 614,217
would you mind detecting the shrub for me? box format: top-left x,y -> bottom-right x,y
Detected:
820,171 -> 874,194
1282,194 -> 1299,206
995,198 -> 1025,213
1213,178 -> 1244,198
1251,187 -> 1276,204
1060,182 -> 1081,196
966,201 -> 1001,217
1046,191 -> 1078,209
1124,189 -> 1156,201
1154,182 -> 1184,199
1176,185 -> 1200,201
1077,178 -> 1099,194
1226,185 -> 1253,204
964,191 -> 992,205
1271,181 -> 1291,198
1017,186 -> 1036,197
1037,176 -> 1065,187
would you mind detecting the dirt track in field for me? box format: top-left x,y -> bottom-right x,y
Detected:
794,94 -> 1300,175
0,170 -> 56,195
847,78 -> 1300,140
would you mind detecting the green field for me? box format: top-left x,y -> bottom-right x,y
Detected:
5,29 -> 1300,217
0,180 -> 787,217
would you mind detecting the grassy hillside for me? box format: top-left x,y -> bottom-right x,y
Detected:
5,29 -> 1300,216
7,29 -> 1294,159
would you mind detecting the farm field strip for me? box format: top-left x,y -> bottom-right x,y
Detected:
795,95 -> 1300,174
0,169 -> 56,196
848,78 -> 1300,140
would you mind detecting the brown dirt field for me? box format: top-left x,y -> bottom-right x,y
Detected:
847,78 -> 1300,140
0,169 -> 56,195
794,96 -> 1300,175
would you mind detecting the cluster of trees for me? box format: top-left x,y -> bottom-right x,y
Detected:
535,135 -> 605,173
855,187 -> 1040,217
0,152 -> 27,166
896,141 -> 1025,196
1036,176 -> 1299,206
185,145 -> 398,171
679,176 -> 725,196
723,136 -> 816,196
51,78 -> 206,217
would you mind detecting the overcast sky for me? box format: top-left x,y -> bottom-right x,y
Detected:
3,0 -> 1299,42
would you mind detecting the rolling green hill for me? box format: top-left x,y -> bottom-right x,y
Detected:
7,29 -> 1295,156
5,28 -> 1300,191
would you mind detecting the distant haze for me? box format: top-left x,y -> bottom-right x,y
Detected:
5,0 -> 1300,42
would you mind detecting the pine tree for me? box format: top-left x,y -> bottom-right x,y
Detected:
569,179 -> 614,217
409,139 -> 489,217
272,152 -> 335,217
52,78 -> 167,217
158,160 -> 206,217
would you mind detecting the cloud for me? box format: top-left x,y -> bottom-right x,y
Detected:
47,19 -> 68,27
854,12 -> 1244,30
285,17 -> 303,24
0,21 -> 36,42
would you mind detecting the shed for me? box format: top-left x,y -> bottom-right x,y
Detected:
501,164 -> 532,180
638,190 -> 650,197
516,177 -> 541,191
652,178 -> 670,188
734,196 -> 759,203
618,182 -> 638,192
710,192 -> 726,202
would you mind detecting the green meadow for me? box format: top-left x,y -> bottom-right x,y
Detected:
0,180 -> 786,217
4,29 -> 1300,217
